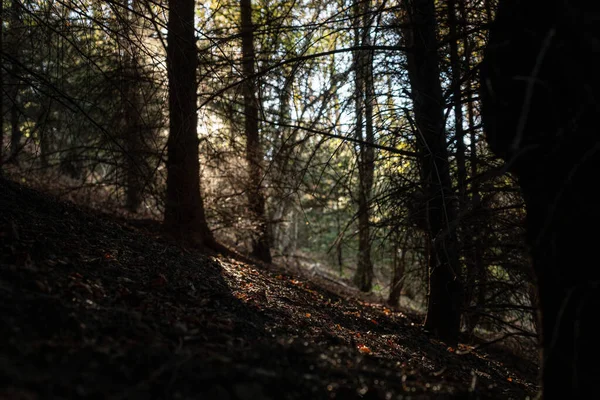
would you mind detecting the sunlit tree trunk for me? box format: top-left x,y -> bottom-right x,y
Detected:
241,0 -> 271,263
402,0 -> 462,345
352,0 -> 375,292
164,0 -> 214,247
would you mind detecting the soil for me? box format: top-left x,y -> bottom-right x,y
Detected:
0,177 -> 539,399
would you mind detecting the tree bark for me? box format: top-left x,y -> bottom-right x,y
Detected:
9,0 -> 21,164
123,0 -> 145,213
402,0 -> 462,345
0,0 -> 4,169
447,0 -> 466,207
464,69 -> 486,336
241,0 -> 271,263
270,66 -> 294,253
352,0 -> 375,292
481,1 -> 600,397
39,101 -> 51,169
164,0 -> 214,247
388,232 -> 409,308
458,0 -> 484,336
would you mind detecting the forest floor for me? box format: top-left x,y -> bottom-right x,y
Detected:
0,177 -> 539,399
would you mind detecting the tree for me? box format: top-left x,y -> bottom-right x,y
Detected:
164,0 -> 215,247
401,0 -> 462,345
8,0 -> 22,164
387,231 -> 409,308
481,1 -> 600,396
0,0 -> 4,169
120,0 -> 146,213
352,0 -> 375,292
240,0 -> 272,263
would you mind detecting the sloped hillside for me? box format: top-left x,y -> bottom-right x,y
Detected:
0,177 -> 538,399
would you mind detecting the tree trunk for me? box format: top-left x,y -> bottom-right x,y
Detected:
464,73 -> 486,336
9,0 -> 21,164
0,0 -> 4,169
39,102 -> 51,169
481,1 -> 600,397
270,66 -> 294,253
241,0 -> 271,263
10,97 -> 19,162
447,0 -> 466,207
123,0 -> 145,213
402,0 -> 462,345
352,0 -> 375,292
336,200 -> 344,276
459,0 -> 485,336
164,0 -> 214,247
388,232 -> 409,308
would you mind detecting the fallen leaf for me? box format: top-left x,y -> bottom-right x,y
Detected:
358,345 -> 371,354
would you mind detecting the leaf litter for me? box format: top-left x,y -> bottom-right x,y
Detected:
0,177 -> 538,399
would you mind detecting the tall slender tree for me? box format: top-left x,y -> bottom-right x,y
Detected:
241,0 -> 271,263
8,0 -> 22,164
121,0 -> 146,213
0,0 -> 4,169
401,0 -> 462,345
388,231 -> 409,307
164,0 -> 214,247
352,0 -> 375,292
461,0 -> 485,336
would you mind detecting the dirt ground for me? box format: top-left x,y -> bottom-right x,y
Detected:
0,177 -> 539,399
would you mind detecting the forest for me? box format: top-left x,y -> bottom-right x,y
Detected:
1,0 -> 598,398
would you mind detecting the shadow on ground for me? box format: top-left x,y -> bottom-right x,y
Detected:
0,177 -> 538,399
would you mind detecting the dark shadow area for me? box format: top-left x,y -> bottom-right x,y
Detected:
1,177 -> 538,399
0,176 -> 269,399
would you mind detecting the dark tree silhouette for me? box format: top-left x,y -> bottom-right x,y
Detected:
352,0 -> 375,292
481,1 -> 600,397
8,0 -> 23,164
0,0 -> 3,169
402,0 -> 462,345
164,0 -> 214,247
241,0 -> 272,263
